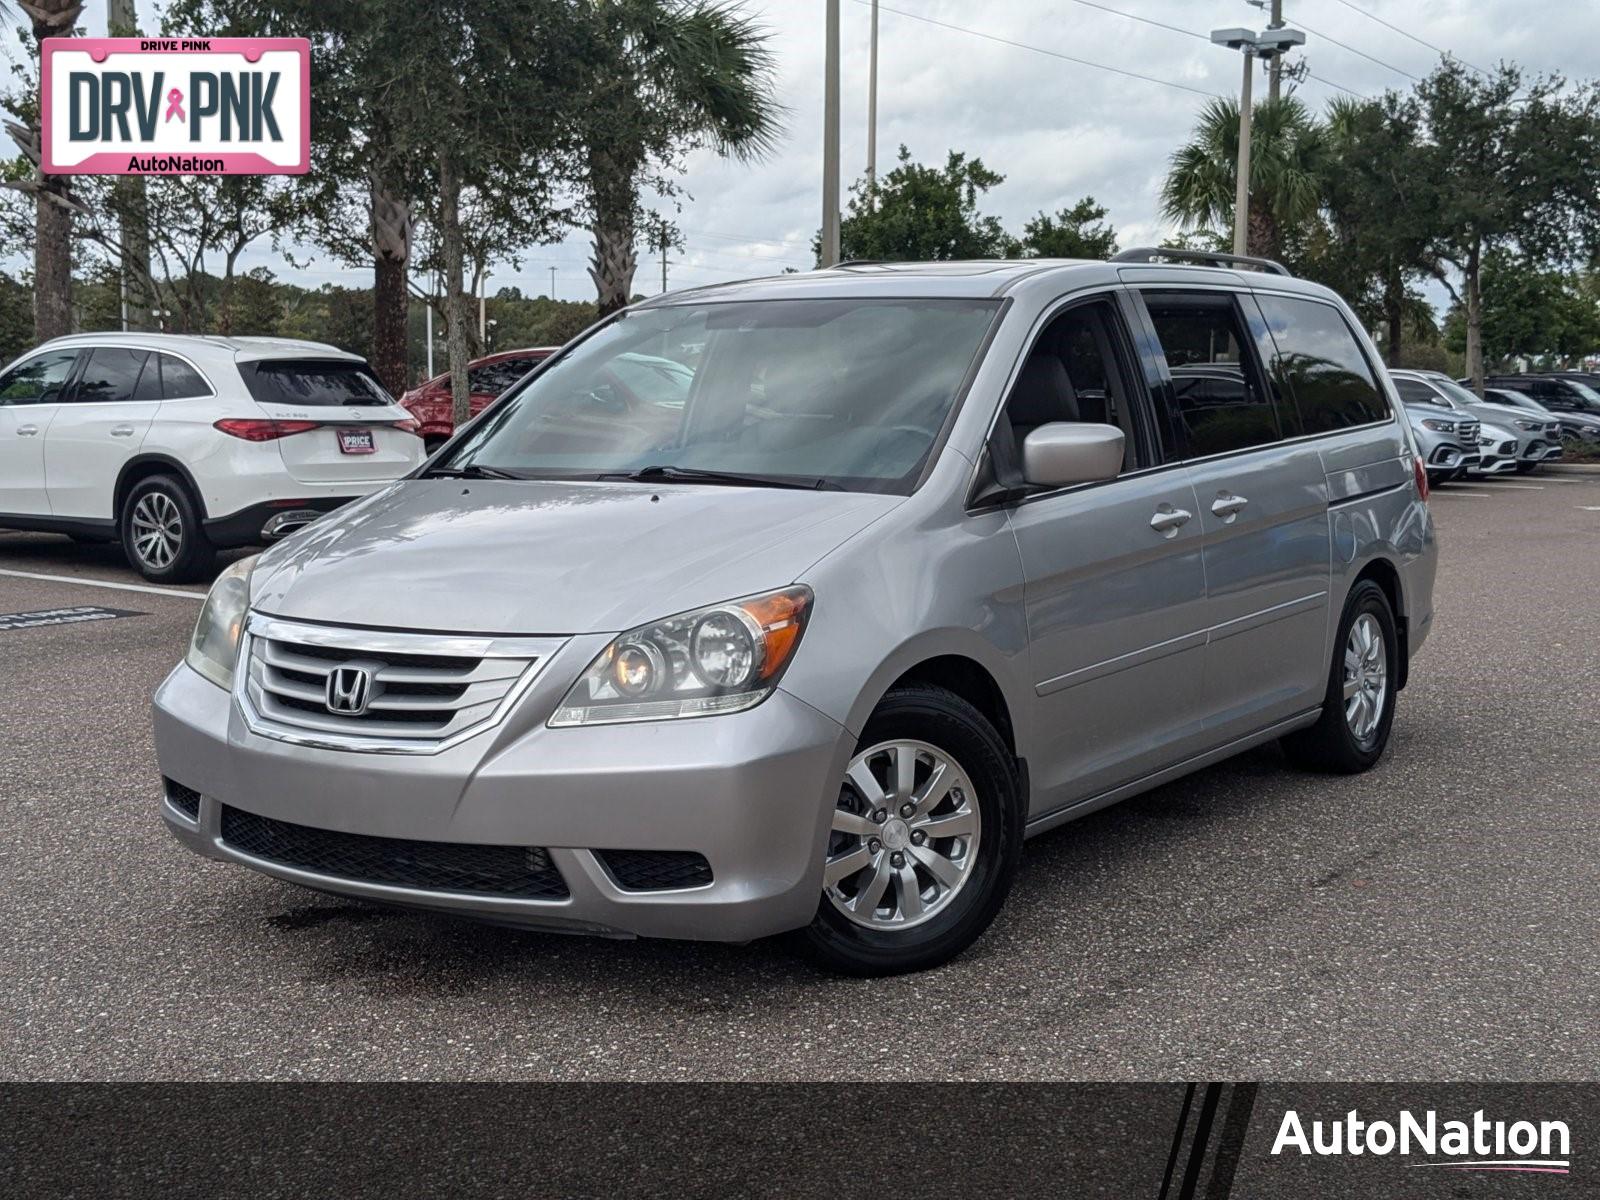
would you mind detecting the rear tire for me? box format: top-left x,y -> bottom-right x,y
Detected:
120,475 -> 215,584
424,437 -> 448,456
796,685 -> 1023,976
1281,579 -> 1398,774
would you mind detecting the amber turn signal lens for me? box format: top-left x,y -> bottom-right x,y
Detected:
738,587 -> 811,681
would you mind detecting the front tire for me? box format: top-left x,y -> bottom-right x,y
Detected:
1515,460 -> 1538,475
120,475 -> 215,584
1281,580 -> 1398,774
797,685 -> 1023,976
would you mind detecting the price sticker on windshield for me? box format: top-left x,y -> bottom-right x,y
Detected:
40,37 -> 309,175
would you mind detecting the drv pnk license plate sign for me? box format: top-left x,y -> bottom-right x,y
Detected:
40,37 -> 309,175
337,429 -> 376,456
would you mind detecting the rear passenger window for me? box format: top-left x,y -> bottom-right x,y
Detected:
1143,294 -> 1281,457
1254,296 -> 1390,431
160,355 -> 212,399
75,347 -> 150,404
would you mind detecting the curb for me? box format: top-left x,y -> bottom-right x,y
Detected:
1543,463 -> 1600,475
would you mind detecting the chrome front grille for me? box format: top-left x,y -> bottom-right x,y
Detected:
238,613 -> 562,753
1457,421 -> 1480,443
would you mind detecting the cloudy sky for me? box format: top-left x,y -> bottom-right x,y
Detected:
8,1 -> 1600,307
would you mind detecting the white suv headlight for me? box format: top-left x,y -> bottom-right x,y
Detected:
185,555 -> 257,690
550,586 -> 812,727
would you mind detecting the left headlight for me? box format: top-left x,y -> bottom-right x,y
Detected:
550,586 -> 812,727
185,555 -> 256,691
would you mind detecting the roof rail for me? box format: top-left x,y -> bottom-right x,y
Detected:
1111,246 -> 1291,277
831,259 -> 883,268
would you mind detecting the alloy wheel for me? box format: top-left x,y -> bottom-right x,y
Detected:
1342,613 -> 1387,742
824,739 -> 981,930
130,491 -> 183,571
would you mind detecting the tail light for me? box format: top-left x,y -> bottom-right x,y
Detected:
395,418 -> 422,436
1412,453 -> 1429,501
214,418 -> 320,442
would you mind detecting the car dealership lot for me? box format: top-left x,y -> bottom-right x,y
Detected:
2,473 -> 1598,1082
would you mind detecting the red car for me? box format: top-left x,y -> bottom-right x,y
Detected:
399,347 -> 557,451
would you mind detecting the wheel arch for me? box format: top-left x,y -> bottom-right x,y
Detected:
114,455 -> 209,523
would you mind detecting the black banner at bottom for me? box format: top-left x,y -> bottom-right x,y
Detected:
2,1083 -> 1594,1198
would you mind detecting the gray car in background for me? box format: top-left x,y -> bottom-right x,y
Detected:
1393,370 -> 1561,475
154,254 -> 1437,975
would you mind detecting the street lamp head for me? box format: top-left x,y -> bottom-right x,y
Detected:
1211,26 -> 1258,51
1253,27 -> 1305,55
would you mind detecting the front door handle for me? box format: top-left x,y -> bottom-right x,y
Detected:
110,425 -> 136,437
1149,505 -> 1193,537
16,424 -> 39,437
1210,492 -> 1249,521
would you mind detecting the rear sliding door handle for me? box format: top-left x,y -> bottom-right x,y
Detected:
16,424 -> 39,437
1210,492 -> 1249,521
110,425 -> 136,437
1149,505 -> 1193,537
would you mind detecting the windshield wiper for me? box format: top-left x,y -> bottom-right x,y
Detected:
420,463 -> 525,480
603,464 -> 841,491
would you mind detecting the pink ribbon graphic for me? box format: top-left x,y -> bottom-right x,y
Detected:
164,88 -> 185,123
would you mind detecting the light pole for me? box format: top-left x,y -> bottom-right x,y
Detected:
866,0 -> 879,207
821,0 -> 841,267
1211,25 -> 1305,258
549,266 -> 557,299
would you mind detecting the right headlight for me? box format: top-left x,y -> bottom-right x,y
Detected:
185,555 -> 256,691
549,586 -> 812,727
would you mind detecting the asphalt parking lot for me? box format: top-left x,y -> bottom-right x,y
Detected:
2,471 -> 1599,1082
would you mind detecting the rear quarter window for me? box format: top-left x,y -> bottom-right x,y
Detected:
1254,295 -> 1391,432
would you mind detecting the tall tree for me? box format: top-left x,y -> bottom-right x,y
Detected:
1316,93 -> 1434,365
1416,61 -> 1600,391
573,0 -> 781,316
827,146 -> 1012,262
3,1 -> 83,340
1162,95 -> 1328,261
1012,197 -> 1118,260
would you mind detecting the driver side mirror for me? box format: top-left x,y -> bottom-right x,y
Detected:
1021,422 -> 1125,488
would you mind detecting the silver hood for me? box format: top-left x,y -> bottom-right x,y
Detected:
249,479 -> 901,635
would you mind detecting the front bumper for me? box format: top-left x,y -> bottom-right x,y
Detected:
154,659 -> 851,941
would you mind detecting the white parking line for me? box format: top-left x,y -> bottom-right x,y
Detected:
1538,476 -> 1597,484
1432,490 -> 1493,498
1478,483 -> 1544,490
0,568 -> 206,601
1578,505 -> 1600,512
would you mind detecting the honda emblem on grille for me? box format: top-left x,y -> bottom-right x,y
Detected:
326,665 -> 373,716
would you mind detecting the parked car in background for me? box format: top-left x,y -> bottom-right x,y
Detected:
1392,371 -> 1480,483
0,334 -> 423,582
1472,420 -> 1523,475
156,253 -> 1437,974
399,347 -> 556,451
1477,374 -> 1600,444
1394,370 -> 1561,474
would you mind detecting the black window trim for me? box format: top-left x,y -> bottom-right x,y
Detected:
66,345 -> 155,406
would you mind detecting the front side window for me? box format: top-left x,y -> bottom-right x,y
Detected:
443,298 -> 1002,494
1254,295 -> 1390,431
1395,377 -> 1448,407
467,358 -> 541,396
74,347 -> 151,404
1143,293 -> 1281,457
0,350 -> 78,405
1559,379 -> 1600,411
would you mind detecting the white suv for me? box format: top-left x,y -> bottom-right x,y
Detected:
0,334 -> 424,582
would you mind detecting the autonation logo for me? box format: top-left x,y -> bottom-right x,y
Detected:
1273,1108 -> 1571,1175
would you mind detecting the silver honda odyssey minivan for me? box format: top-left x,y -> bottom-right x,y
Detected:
155,251 -> 1438,975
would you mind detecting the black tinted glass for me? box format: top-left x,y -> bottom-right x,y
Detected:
467,359 -> 539,395
242,361 -> 392,407
1395,378 -> 1442,405
0,350 -> 78,404
1255,296 -> 1389,431
76,348 -> 150,404
160,355 -> 211,399
1145,296 -> 1280,456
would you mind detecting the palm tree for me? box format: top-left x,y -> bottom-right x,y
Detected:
12,2 -> 85,339
1161,95 -> 1327,261
576,1 -> 781,316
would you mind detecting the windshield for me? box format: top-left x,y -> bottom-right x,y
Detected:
1564,379 -> 1600,409
440,297 -> 1002,493
1433,378 -> 1491,409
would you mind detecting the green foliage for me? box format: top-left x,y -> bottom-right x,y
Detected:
828,146 -> 1012,262
1012,197 -> 1118,260
1442,253 -> 1600,367
0,269 -> 31,365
